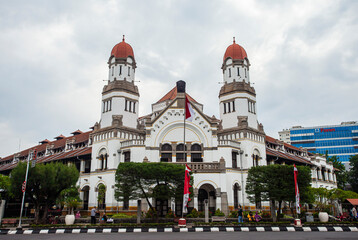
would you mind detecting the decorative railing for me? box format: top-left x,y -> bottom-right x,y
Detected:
120,139 -> 145,148
217,140 -> 241,149
173,161 -> 225,173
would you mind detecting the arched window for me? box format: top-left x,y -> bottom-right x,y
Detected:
252,149 -> 260,167
161,144 -> 172,162
191,144 -> 202,162
98,148 -> 108,170
176,144 -> 187,162
233,183 -> 240,209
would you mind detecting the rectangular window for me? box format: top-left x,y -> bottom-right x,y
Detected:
129,101 -> 132,112
124,152 -> 130,162
228,102 -> 231,113
237,67 -> 240,76
125,100 -> 128,111
133,102 -> 136,113
232,152 -> 237,168
109,99 -> 112,111
128,66 -> 130,76
119,65 -> 122,75
229,68 -> 231,77
248,101 -> 251,113
112,67 -> 114,76
245,68 -> 247,77
224,103 -> 227,114
232,101 -> 235,112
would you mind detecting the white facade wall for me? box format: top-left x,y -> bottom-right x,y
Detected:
108,57 -> 135,82
220,92 -> 258,130
223,58 -> 250,84
101,91 -> 139,129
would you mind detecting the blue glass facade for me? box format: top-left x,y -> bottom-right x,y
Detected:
290,123 -> 358,163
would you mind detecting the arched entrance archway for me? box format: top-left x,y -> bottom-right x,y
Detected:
97,184 -> 106,210
153,185 -> 169,217
198,184 -> 216,214
81,186 -> 90,210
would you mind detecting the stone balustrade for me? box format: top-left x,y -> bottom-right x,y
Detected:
120,139 -> 145,148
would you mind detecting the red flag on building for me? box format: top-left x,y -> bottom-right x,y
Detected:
185,96 -> 195,121
294,164 -> 301,214
182,164 -> 192,214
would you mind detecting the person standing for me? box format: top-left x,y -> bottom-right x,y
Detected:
91,206 -> 97,224
352,207 -> 357,221
238,205 -> 243,223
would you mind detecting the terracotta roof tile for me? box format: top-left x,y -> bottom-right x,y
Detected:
156,86 -> 197,103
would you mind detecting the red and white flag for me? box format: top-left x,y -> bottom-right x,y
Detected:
182,164 -> 192,214
185,96 -> 195,122
294,164 -> 301,214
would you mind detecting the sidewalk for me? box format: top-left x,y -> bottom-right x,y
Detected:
1,225 -> 358,234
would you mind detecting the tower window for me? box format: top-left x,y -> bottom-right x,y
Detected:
245,68 -> 247,77
133,102 -> 136,113
129,101 -> 132,112
112,67 -> 114,76
119,65 -> 122,75
237,67 -> 240,76
228,102 -> 231,113
224,102 -> 227,114
128,67 -> 130,76
232,101 -> 235,112
229,68 -> 231,77
125,100 -> 128,111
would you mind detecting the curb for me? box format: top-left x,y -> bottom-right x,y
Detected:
1,226 -> 357,234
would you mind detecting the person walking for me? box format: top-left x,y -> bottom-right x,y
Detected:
91,206 -> 97,224
352,207 -> 357,221
238,205 -> 243,223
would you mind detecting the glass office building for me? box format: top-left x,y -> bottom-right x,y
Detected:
279,122 -> 358,164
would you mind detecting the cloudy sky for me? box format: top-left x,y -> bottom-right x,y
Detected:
1,0 -> 357,157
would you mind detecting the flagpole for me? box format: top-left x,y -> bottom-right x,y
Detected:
184,96 -> 186,163
182,95 -> 186,218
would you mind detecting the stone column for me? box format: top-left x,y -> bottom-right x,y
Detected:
216,188 -> 221,212
80,159 -> 85,173
137,200 -> 141,224
193,188 -> 199,210
221,192 -> 229,216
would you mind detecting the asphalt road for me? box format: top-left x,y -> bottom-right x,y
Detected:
1,232 -> 358,240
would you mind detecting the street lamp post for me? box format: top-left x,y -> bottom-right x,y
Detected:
239,150 -> 245,210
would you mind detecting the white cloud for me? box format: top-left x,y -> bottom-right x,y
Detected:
0,0 -> 357,157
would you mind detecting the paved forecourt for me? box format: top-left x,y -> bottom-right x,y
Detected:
1,226 -> 358,235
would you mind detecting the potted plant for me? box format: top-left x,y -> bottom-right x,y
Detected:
58,186 -> 81,225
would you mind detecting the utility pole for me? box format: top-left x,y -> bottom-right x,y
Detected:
18,152 -> 31,228
239,150 -> 245,210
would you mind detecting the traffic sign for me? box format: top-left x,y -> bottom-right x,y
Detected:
22,181 -> 26,193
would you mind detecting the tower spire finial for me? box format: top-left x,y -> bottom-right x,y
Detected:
122,35 -> 125,42
233,37 -> 235,44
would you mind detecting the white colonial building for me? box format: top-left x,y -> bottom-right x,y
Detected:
0,38 -> 337,217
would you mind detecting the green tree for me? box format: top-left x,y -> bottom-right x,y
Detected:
57,186 -> 81,214
0,174 -> 11,199
326,153 -> 347,189
10,162 -> 79,223
348,155 -> 358,193
115,162 -> 191,216
246,165 -> 312,221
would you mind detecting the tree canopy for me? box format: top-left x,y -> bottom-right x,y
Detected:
326,153 -> 347,189
348,155 -> 358,193
10,162 -> 79,223
246,164 -> 312,221
115,162 -> 191,215
0,174 -> 11,199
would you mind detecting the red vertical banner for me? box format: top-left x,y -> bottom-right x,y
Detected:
182,164 -> 192,214
294,164 -> 301,214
